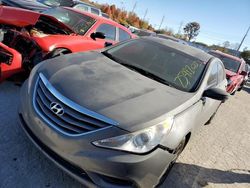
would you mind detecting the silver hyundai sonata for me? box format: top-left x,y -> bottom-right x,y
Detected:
19,37 -> 228,188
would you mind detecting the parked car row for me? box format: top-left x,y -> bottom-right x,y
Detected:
0,4 -> 244,188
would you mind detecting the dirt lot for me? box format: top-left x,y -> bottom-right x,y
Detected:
0,81 -> 250,188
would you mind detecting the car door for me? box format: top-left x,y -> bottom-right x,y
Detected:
200,61 -> 225,125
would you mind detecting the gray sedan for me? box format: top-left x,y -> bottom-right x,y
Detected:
19,37 -> 228,188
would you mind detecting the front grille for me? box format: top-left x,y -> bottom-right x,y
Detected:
33,73 -> 117,136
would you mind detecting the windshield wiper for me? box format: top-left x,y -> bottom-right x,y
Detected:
120,63 -> 173,87
102,51 -> 173,87
102,51 -> 125,64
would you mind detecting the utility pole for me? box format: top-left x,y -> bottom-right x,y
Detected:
158,15 -> 165,30
237,25 -> 250,51
178,21 -> 184,34
143,8 -> 148,21
131,2 -> 137,14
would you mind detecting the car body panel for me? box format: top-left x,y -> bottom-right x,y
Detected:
0,5 -> 41,26
0,42 -> 22,82
37,51 -> 195,131
0,6 -> 134,82
19,38 -> 227,187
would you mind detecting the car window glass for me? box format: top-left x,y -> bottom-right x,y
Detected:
119,28 -> 131,41
43,8 -> 96,35
74,4 -> 89,12
209,52 -> 241,73
106,39 -> 206,92
96,24 -> 116,41
207,63 -> 218,86
91,8 -> 99,15
217,63 -> 225,83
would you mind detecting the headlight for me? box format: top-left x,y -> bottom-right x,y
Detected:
92,117 -> 174,154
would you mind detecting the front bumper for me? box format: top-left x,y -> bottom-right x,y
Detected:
19,81 -> 175,188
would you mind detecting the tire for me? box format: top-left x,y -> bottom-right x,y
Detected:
205,112 -> 216,125
237,86 -> 243,91
205,103 -> 221,125
45,48 -> 71,59
157,137 -> 188,186
231,90 -> 236,95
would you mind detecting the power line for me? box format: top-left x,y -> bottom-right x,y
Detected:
158,15 -> 165,30
131,1 -> 137,13
143,8 -> 148,21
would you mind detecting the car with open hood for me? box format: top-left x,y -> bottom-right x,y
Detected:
0,6 -> 134,82
19,37 -> 228,188
209,50 -> 247,95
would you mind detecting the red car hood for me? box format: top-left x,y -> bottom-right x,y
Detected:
0,6 -> 74,33
225,69 -> 237,77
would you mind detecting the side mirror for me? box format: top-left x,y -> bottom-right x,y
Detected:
203,88 -> 229,103
90,32 -> 105,40
104,42 -> 113,47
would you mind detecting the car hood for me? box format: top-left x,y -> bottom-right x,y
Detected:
225,69 -> 237,78
0,6 -> 74,33
38,51 -> 195,131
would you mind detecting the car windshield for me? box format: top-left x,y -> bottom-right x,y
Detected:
209,52 -> 241,73
43,8 -> 96,35
103,39 -> 206,92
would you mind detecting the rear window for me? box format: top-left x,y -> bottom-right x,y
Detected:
74,4 -> 89,12
91,8 -> 100,15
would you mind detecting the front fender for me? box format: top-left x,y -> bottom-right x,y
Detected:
161,100 -> 203,150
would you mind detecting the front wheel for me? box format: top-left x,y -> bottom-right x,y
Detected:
157,138 -> 187,186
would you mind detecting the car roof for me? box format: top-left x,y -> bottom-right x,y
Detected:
63,7 -> 132,33
144,37 -> 213,63
210,50 -> 243,62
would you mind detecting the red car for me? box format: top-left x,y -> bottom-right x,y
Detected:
209,50 -> 247,95
0,6 -> 135,82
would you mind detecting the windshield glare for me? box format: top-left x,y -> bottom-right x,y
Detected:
106,39 -> 206,92
43,8 -> 96,35
209,52 -> 241,73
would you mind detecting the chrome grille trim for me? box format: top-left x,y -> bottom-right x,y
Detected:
32,73 -> 118,136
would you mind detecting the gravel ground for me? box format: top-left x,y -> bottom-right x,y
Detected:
0,81 -> 250,188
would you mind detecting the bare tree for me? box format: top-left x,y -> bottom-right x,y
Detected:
222,41 -> 230,48
183,22 -> 200,41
